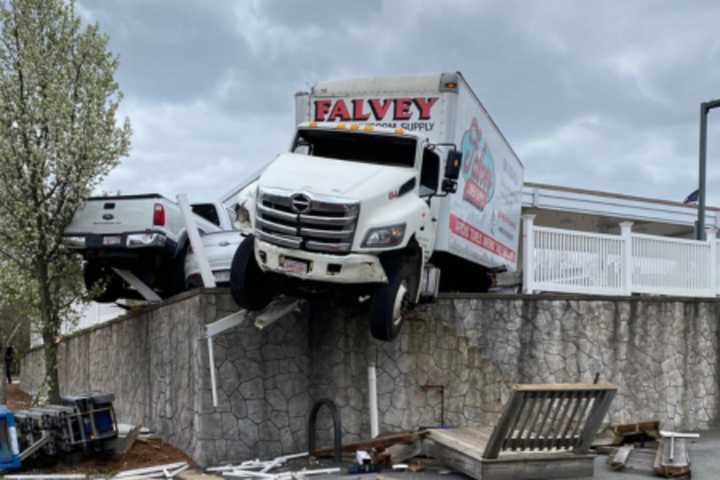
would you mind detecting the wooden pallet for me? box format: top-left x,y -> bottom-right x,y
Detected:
424,383 -> 617,480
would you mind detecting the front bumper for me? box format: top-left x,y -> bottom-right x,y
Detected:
255,239 -> 387,284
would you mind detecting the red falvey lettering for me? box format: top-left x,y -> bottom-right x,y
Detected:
393,98 -> 413,120
368,98 -> 392,120
414,97 -> 438,120
352,99 -> 370,121
314,100 -> 331,122
328,99 -> 351,121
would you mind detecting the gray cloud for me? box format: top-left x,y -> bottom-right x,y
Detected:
76,0 -> 720,205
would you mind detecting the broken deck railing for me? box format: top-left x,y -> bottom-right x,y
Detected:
483,383 -> 617,458
523,214 -> 720,297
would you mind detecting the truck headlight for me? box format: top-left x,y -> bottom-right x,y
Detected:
235,203 -> 251,231
362,224 -> 406,248
63,236 -> 86,248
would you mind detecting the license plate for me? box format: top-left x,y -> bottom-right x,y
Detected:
282,257 -> 309,274
103,236 -> 122,246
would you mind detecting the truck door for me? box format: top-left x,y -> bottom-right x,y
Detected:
417,145 -> 442,261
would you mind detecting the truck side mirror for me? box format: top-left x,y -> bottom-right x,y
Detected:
445,150 -> 462,180
442,150 -> 462,193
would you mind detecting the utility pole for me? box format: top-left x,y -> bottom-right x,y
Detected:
696,99 -> 720,240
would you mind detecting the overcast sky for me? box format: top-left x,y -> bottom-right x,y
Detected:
76,0 -> 720,205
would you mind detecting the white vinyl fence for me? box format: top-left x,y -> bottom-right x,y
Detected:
522,215 -> 720,298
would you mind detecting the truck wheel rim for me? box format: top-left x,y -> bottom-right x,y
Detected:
392,281 -> 408,327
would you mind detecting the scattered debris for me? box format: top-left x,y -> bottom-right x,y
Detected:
0,392 -> 118,471
109,424 -> 142,458
612,420 -> 660,446
114,462 -> 189,479
424,383 -> 617,480
207,453 -> 308,475
654,431 -> 699,478
312,431 -> 426,458
222,467 -> 340,479
384,441 -> 422,464
609,444 -> 635,470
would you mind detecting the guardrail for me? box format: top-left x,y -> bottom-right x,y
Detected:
522,215 -> 720,297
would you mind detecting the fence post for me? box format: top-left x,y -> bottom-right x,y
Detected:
522,215 -> 536,294
620,222 -> 633,296
706,226 -> 718,295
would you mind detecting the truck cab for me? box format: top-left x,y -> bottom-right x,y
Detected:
232,122 -> 461,340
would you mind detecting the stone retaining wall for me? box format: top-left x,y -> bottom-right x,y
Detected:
21,290 -> 720,465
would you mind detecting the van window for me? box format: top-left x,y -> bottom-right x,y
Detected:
191,204 -> 220,226
420,148 -> 440,195
294,128 -> 416,168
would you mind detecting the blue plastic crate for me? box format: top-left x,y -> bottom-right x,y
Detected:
0,406 -> 21,470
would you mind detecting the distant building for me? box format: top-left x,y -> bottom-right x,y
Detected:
523,182 -> 717,238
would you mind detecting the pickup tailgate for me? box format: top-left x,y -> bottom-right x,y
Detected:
66,194 -> 167,235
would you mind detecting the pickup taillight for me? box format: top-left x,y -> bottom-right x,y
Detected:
153,203 -> 166,226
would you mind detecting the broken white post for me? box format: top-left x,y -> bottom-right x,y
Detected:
521,214 -> 536,294
112,268 -> 162,303
368,363 -> 379,438
177,193 -> 216,288
208,336 -> 219,408
206,311 -> 246,408
620,221 -> 634,296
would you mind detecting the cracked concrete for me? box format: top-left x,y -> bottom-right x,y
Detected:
20,290 -> 720,466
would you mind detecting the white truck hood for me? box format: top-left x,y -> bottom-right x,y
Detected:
260,153 -> 415,199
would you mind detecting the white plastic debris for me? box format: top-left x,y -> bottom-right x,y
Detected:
212,455 -> 337,480
114,462 -> 189,480
355,450 -> 371,465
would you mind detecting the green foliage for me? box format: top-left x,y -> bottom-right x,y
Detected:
0,0 -> 131,400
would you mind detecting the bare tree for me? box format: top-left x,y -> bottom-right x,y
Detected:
0,0 -> 131,402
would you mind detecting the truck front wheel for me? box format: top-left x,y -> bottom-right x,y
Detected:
370,258 -> 415,341
230,235 -> 275,310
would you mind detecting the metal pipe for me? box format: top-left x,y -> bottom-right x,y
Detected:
697,99 -> 720,240
208,337 -> 219,408
698,104 -> 708,239
368,364 -> 379,438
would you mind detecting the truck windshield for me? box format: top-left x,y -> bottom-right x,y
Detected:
294,128 -> 416,168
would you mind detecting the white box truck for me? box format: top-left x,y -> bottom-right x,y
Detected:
231,72 -> 524,340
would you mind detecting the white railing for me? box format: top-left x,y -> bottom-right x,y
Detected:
522,215 -> 719,298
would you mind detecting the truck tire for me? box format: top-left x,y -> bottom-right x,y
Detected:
370,258 -> 414,341
230,235 -> 274,310
170,245 -> 189,295
83,262 -> 122,303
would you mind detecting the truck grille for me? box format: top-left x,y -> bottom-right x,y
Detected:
256,191 -> 359,253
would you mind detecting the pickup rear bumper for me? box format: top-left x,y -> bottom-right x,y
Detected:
255,239 -> 388,284
63,231 -> 172,250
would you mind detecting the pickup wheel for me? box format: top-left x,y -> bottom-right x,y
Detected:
230,235 -> 274,310
370,258 -> 414,341
170,245 -> 188,295
83,262 -> 123,303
